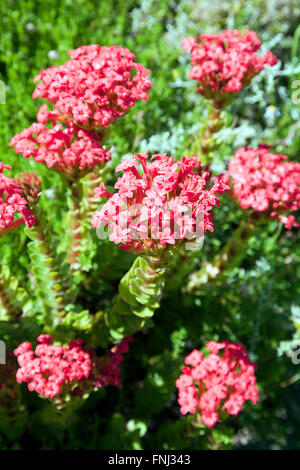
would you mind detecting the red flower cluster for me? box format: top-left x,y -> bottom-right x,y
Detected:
10,109 -> 111,180
0,162 -> 35,234
14,334 -> 132,400
181,30 -> 278,107
228,147 -> 300,229
32,45 -> 151,130
92,152 -> 229,254
176,341 -> 258,427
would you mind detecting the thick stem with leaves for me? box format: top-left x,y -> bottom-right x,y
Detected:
26,209 -> 72,327
165,104 -> 227,290
82,166 -> 110,217
186,217 -> 262,293
165,246 -> 199,293
66,166 -> 110,278
103,253 -> 172,343
188,104 -> 226,162
66,180 -> 85,274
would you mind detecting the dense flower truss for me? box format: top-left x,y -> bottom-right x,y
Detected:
14,335 -> 132,400
92,152 -> 229,254
10,113 -> 111,180
0,162 -> 35,234
32,45 -> 151,130
176,341 -> 258,427
181,30 -> 278,107
228,147 -> 300,229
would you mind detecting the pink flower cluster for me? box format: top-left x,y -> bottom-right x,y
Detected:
0,162 -> 35,233
32,45 -> 151,130
92,152 -> 229,253
228,147 -> 300,229
181,30 -> 278,107
14,334 -> 132,400
176,341 -> 258,427
10,109 -> 111,180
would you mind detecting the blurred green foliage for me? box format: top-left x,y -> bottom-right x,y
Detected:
0,0 -> 300,450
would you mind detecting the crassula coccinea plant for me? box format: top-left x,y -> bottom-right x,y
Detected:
168,30 -> 280,292
91,151 -> 228,340
181,30 -> 278,161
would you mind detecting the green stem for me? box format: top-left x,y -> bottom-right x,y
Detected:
82,167 -> 109,216
104,253 -> 171,342
169,104 -> 227,290
26,209 -> 72,327
67,180 -> 84,272
165,246 -> 198,293
66,167 -> 109,277
187,104 -> 225,162
186,218 -> 261,293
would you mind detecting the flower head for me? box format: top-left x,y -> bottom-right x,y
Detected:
32,45 -> 151,130
14,335 -> 133,404
0,162 -> 36,235
182,30 -> 278,108
14,171 -> 42,211
10,117 -> 111,181
176,341 -> 258,427
228,147 -> 300,229
92,152 -> 229,254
